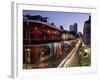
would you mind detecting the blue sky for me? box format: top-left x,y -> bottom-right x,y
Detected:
23,10 -> 90,34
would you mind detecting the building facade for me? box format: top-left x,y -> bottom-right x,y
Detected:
83,16 -> 91,45
69,23 -> 78,36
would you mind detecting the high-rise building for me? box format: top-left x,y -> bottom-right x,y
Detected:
73,23 -> 78,34
69,23 -> 78,35
69,25 -> 73,31
83,16 -> 91,45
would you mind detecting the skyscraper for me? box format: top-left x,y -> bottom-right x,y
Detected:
69,25 -> 73,31
83,16 -> 91,45
69,23 -> 78,35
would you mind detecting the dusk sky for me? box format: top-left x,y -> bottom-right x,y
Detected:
23,10 -> 91,34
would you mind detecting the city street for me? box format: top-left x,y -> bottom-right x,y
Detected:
58,39 -> 81,67
23,38 -> 91,69
58,38 -> 91,67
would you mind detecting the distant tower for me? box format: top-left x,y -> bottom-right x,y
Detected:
73,23 -> 78,34
69,23 -> 78,35
69,25 -> 73,31
83,16 -> 91,45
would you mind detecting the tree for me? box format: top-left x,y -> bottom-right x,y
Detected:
60,26 -> 64,30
